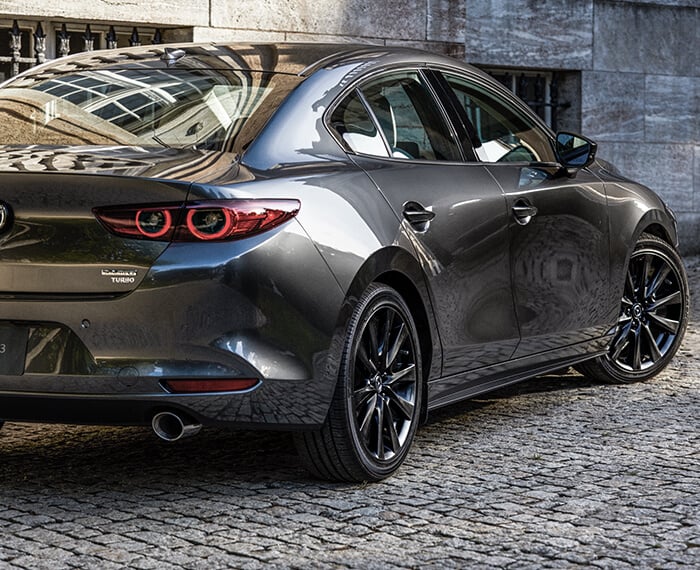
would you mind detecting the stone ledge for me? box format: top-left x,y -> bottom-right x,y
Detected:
0,0 -> 210,27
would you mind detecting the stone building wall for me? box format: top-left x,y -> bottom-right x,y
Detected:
466,0 -> 699,252
0,0 -> 698,250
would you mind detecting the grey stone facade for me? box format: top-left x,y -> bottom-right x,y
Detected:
0,0 -> 698,250
465,0 -> 699,252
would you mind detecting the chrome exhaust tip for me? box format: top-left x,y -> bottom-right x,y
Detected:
152,411 -> 201,442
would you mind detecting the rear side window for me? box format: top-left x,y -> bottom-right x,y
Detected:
360,71 -> 461,161
330,71 -> 462,162
329,90 -> 389,158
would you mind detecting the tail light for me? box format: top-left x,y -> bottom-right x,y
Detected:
94,199 -> 300,242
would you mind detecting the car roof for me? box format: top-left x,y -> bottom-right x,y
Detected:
12,41 -> 481,81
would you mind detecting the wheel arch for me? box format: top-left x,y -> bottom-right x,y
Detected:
611,208 -> 678,295
341,246 -> 442,421
637,221 -> 674,246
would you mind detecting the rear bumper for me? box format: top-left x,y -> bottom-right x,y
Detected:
0,375 -> 328,429
0,221 -> 346,429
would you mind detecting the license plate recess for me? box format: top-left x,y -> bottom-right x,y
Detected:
0,325 -> 28,375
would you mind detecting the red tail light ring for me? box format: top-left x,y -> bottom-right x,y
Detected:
185,207 -> 235,240
136,208 -> 173,238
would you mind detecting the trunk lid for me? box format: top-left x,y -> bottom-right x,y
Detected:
0,146 -> 238,296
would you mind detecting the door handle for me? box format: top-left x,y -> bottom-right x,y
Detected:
512,199 -> 538,225
403,201 -> 435,227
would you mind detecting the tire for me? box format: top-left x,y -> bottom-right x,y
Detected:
295,283 -> 423,482
577,233 -> 689,384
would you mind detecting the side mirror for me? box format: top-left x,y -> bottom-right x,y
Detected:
555,132 -> 597,172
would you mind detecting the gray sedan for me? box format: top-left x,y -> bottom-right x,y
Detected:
0,43 -> 688,481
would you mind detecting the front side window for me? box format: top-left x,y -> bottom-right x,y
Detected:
443,73 -> 556,164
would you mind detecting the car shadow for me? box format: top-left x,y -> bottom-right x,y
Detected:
0,423 -> 321,489
0,370 -> 607,491
425,368 -> 604,425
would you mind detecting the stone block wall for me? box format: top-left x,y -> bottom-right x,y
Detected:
584,1 -> 699,252
464,0 -> 699,252
0,0 -> 697,249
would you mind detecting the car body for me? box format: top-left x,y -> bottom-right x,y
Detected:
0,43 -> 688,481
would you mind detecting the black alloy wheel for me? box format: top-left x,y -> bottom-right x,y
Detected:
295,283 -> 423,482
350,296 -> 418,462
578,233 -> 688,383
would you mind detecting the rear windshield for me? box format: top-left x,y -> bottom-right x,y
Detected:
0,64 -> 301,153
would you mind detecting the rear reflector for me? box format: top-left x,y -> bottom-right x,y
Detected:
163,379 -> 259,393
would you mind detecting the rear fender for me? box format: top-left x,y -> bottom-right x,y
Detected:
337,246 -> 442,412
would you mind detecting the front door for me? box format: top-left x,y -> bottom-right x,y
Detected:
487,164 -> 610,357
439,70 -> 611,358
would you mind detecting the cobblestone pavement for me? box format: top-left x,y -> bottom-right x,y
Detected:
1,260 -> 699,570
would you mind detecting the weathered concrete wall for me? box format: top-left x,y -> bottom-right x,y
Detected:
0,1 -> 465,57
0,0 -> 697,249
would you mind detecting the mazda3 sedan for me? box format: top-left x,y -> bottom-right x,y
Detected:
0,43 -> 688,481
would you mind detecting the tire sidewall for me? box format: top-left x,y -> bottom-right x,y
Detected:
340,284 -> 423,480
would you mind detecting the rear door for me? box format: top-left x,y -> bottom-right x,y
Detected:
439,71 -> 611,358
331,70 -> 520,376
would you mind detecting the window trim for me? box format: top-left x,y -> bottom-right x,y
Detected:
355,87 -> 393,157
422,68 -> 478,162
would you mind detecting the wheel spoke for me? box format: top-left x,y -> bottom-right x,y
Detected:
354,384 -> 375,408
380,309 -> 394,370
386,322 -> 408,369
384,386 -> 415,420
639,254 -> 651,297
647,312 -> 679,334
385,362 -> 416,385
625,269 -> 635,298
357,343 -> 377,375
367,319 -> 380,364
375,397 -> 385,460
642,323 -> 662,362
646,263 -> 671,299
610,321 -> 633,362
384,403 -> 401,455
617,314 -> 632,325
358,394 -> 378,442
648,290 -> 681,311
632,328 -> 642,370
